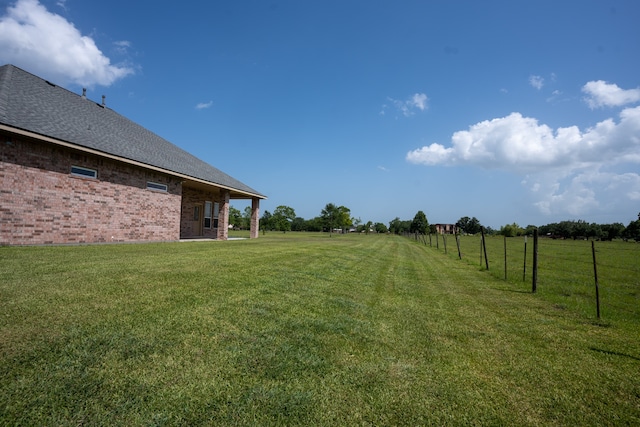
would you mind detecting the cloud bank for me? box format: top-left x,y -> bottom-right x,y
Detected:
407,82 -> 640,218
0,0 -> 134,87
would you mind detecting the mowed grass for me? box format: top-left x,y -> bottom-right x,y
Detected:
1,233 -> 639,425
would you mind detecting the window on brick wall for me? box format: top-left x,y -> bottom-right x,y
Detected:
146,181 -> 168,192
204,201 -> 212,229
214,202 -> 219,229
70,165 -> 97,178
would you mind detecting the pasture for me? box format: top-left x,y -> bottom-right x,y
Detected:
1,233 -> 638,425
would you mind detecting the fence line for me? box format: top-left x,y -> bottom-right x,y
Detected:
403,231 -> 639,322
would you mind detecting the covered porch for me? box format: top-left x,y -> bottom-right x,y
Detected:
179,179 -> 264,241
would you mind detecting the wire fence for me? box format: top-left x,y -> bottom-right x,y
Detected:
405,232 -> 640,323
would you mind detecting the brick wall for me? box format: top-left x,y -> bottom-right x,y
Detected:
0,135 -> 182,245
180,186 -> 220,239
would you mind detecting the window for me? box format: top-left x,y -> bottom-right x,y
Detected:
194,206 -> 200,221
204,201 -> 212,229
213,202 -> 220,229
70,165 -> 97,178
146,181 -> 168,192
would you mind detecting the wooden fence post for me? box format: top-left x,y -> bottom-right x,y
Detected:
532,228 -> 538,293
443,234 -> 448,254
523,235 -> 527,282
592,240 -> 601,319
456,234 -> 462,259
504,235 -> 507,281
481,227 -> 489,270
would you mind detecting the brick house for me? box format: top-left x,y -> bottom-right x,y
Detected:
0,64 -> 266,245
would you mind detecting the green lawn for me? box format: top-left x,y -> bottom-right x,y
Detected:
1,233 -> 638,425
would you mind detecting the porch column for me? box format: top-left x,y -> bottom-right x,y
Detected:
250,197 -> 260,239
217,190 -> 229,240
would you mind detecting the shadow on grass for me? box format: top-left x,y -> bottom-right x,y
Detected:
590,347 -> 640,361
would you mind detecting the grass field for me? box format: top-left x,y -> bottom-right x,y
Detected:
1,233 -> 639,425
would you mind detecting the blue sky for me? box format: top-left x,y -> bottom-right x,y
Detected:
1,0 -> 639,228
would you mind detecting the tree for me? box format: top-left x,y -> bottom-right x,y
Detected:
410,211 -> 429,235
389,217 -> 411,234
272,205 -> 296,233
228,206 -> 243,229
291,217 -> 306,231
374,222 -> 388,234
500,222 -> 523,237
320,203 -> 351,236
623,212 -> 640,241
305,217 -> 323,232
365,220 -> 373,234
242,206 -> 252,230
601,222 -> 625,240
260,210 -> 273,233
456,216 -> 482,234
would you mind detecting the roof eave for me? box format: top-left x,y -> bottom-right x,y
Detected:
0,123 -> 267,200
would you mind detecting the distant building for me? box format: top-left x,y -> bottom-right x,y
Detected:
0,64 -> 266,245
434,223 -> 457,234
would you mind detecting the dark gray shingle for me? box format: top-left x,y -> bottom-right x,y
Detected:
0,64 -> 265,198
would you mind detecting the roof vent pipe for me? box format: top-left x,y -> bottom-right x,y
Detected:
102,95 -> 106,106
82,88 -> 86,99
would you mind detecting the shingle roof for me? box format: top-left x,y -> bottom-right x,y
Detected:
0,64 -> 265,198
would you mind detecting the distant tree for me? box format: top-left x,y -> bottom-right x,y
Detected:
320,203 -> 351,236
364,220 -> 373,234
456,216 -> 482,234
374,222 -> 388,234
305,217 -> 323,232
410,211 -> 429,235
291,217 -> 306,231
338,206 -> 353,232
500,223 -> 523,237
388,217 -> 402,234
272,205 -> 296,233
261,210 -> 273,233
601,222 -> 625,240
524,225 -> 537,236
242,206 -> 252,230
389,217 -> 411,234
586,223 -> 603,240
623,213 -> 640,241
229,206 -> 243,229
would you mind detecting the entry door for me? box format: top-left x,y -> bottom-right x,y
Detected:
193,204 -> 203,236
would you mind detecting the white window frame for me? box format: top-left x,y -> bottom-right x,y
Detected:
204,201 -> 212,229
70,165 -> 97,179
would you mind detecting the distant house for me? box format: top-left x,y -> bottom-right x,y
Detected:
0,64 -> 266,245
434,223 -> 457,235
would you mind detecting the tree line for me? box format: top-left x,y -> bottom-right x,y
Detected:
229,203 -> 640,242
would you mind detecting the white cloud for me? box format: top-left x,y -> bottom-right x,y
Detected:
582,80 -> 640,109
195,101 -> 213,110
384,93 -> 429,117
0,0 -> 134,87
407,104 -> 640,217
529,75 -> 544,90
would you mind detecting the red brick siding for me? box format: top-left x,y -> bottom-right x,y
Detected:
180,186 -> 220,239
1,135 -> 182,245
